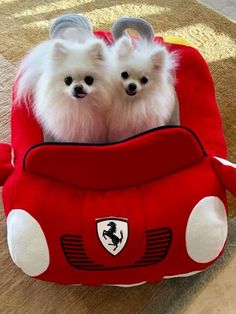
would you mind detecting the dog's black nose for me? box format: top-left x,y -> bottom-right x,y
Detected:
74,85 -> 84,94
128,83 -> 137,91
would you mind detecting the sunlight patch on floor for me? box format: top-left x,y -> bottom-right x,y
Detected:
162,23 -> 236,62
13,0 -> 95,18
20,0 -> 170,29
21,20 -> 53,30
86,4 -> 170,28
0,0 -> 17,3
16,3 -> 169,26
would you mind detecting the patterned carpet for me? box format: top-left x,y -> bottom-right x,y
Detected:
0,0 -> 236,313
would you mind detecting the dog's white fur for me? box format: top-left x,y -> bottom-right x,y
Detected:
107,37 -> 177,142
16,38 -> 111,143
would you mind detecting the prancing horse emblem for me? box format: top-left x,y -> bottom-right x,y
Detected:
103,222 -> 123,251
97,218 -> 128,256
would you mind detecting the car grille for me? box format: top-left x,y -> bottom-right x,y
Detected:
61,228 -> 172,270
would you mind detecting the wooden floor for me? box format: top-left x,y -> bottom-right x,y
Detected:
198,0 -> 236,21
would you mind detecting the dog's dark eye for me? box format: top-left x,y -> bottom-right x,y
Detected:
84,76 -> 94,85
140,76 -> 148,84
64,76 -> 73,86
121,71 -> 129,79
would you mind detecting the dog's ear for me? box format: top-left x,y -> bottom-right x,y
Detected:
115,36 -> 133,59
151,46 -> 168,70
52,40 -> 68,60
87,40 -> 106,62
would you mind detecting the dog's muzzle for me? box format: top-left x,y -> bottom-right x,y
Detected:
73,85 -> 87,98
126,83 -> 137,96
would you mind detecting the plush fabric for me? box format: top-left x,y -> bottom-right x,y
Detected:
0,143 -> 13,186
0,33 -> 235,286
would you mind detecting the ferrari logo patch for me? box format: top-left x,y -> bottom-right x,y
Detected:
96,218 -> 128,256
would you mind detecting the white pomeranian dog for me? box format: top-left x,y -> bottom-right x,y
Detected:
107,36 -> 177,142
16,38 -> 111,143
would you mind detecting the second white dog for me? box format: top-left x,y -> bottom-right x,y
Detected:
107,37 -> 177,142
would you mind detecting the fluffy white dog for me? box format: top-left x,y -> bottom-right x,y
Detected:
16,38 -> 111,143
107,37 -> 177,142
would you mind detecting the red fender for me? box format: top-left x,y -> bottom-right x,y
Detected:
212,157 -> 236,197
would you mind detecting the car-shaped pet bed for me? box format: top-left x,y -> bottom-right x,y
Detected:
0,25 -> 236,286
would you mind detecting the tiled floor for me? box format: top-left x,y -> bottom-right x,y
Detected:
198,0 -> 236,21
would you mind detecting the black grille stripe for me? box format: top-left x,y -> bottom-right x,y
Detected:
61,228 -> 172,270
146,228 -> 171,234
135,228 -> 172,266
61,235 -> 103,269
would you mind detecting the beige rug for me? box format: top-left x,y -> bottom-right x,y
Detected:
0,0 -> 236,313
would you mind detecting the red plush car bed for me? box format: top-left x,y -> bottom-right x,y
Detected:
0,32 -> 235,286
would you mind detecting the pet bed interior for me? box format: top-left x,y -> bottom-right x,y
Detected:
11,32 -> 226,168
